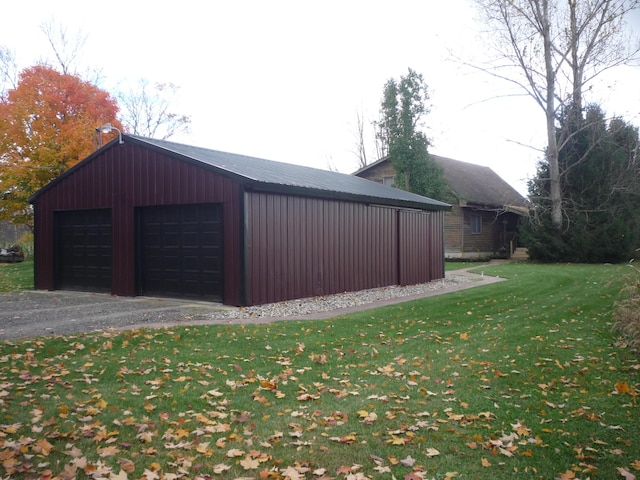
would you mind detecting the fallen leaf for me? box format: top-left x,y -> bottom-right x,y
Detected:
556,470 -> 575,479
142,469 -> 159,480
118,459 -> 135,473
226,448 -> 245,457
400,456 -> 416,467
240,457 -> 260,470
615,381 -> 631,394
34,438 -> 54,456
481,458 -> 491,467
617,467 -> 636,480
212,464 -> 231,474
110,470 -> 128,480
98,446 -> 120,457
425,447 -> 440,457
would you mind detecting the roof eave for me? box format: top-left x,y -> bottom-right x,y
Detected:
246,182 -> 451,211
462,201 -> 530,215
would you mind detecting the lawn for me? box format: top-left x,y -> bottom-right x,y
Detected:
0,259 -> 33,292
0,263 -> 638,480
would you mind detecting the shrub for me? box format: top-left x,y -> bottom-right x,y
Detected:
16,232 -> 34,258
612,264 -> 640,350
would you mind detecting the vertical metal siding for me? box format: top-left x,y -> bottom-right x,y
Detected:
32,143 -> 244,305
397,209 -> 445,285
245,193 -> 407,306
33,142 -> 446,307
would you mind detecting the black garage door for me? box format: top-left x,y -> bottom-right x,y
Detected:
54,209 -> 113,292
136,203 -> 224,301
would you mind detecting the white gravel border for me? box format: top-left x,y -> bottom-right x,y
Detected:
209,272 -> 478,320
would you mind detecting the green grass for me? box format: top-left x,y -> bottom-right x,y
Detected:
445,260 -> 491,271
1,263 -> 639,480
0,258 -> 33,291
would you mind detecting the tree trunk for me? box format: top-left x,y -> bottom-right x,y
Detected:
542,0 -> 563,229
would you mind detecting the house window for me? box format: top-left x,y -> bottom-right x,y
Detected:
382,176 -> 395,187
470,214 -> 482,234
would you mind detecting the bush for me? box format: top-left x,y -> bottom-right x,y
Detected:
16,232 -> 34,259
612,264 -> 640,350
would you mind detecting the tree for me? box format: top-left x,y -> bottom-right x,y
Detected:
116,79 -> 191,140
40,21 -> 190,140
522,104 -> 640,262
352,108 -> 369,169
473,0 -> 640,229
375,69 -> 448,200
40,19 -> 88,76
0,65 -> 120,228
0,45 -> 18,93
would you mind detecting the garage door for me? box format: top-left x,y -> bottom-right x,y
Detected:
136,203 -> 224,301
55,209 -> 112,292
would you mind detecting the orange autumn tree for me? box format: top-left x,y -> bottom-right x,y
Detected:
0,65 -> 121,229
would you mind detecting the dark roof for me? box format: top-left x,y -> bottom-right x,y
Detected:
431,155 -> 528,209
354,154 -> 528,210
30,135 -> 450,211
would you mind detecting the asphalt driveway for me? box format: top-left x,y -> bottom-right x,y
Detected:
0,290 -> 234,340
0,266 -> 506,341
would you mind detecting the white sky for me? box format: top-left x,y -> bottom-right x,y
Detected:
2,0 -> 640,196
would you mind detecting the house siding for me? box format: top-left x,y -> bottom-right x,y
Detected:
356,157 -> 526,259
444,204 -> 464,257
462,209 -> 496,256
358,161 -> 397,185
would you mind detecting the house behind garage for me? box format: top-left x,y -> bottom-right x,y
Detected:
354,155 -> 529,259
29,135 -> 450,306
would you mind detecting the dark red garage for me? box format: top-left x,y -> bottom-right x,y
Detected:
29,135 -> 450,306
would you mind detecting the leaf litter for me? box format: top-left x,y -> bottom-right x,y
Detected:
0,264 -> 639,479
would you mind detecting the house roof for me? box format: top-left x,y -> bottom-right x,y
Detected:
354,154 -> 528,211
30,135 -> 451,211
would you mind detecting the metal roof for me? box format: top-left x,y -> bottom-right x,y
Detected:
127,135 -> 450,210
29,135 -> 450,210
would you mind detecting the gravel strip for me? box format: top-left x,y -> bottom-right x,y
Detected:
1,268 -> 502,339
202,272 -> 478,320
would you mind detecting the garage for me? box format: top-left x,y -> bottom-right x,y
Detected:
30,134 -> 450,306
54,208 -> 112,292
136,203 -> 223,301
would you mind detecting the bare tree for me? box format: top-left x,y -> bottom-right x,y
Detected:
472,0 -> 640,229
0,45 -> 19,95
117,80 -> 191,140
39,20 -> 189,140
352,108 -> 369,169
40,19 -> 87,75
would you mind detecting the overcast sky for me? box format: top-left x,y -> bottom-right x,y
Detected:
2,1 -> 640,195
